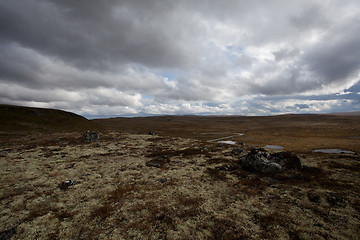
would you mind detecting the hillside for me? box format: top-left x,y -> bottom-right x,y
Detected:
0,104 -> 98,133
326,111 -> 360,116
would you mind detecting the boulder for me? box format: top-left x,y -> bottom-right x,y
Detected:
231,147 -> 243,155
240,148 -> 301,174
82,131 -> 99,142
270,151 -> 302,170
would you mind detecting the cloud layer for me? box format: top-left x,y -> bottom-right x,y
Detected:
0,0 -> 359,117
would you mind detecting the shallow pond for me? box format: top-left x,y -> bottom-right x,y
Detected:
217,140 -> 237,145
312,149 -> 355,154
264,145 -> 285,150
208,133 -> 243,142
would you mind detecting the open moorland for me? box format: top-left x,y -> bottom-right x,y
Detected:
94,114 -> 360,153
0,105 -> 359,239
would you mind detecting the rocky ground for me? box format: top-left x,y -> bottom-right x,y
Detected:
0,131 -> 359,239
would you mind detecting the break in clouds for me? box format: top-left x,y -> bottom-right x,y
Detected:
0,0 -> 359,117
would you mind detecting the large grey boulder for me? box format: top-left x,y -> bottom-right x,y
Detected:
240,148 -> 301,174
270,151 -> 302,170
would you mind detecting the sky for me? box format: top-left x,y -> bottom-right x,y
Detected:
0,0 -> 359,118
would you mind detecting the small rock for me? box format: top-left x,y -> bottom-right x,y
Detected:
148,132 -> 156,135
231,147 -> 243,155
0,151 -> 8,157
0,227 -> 16,240
146,156 -> 170,168
314,222 -> 323,227
64,163 -> 75,169
262,177 -> 279,184
326,192 -> 346,207
82,131 -> 99,142
308,193 -> 321,203
157,178 -> 167,183
146,162 -> 161,168
298,232 -> 312,240
59,180 -> 78,190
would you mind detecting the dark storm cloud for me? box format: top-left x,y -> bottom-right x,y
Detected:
0,0 -> 196,71
0,0 -> 359,116
289,4 -> 330,31
303,21 -> 360,83
247,17 -> 360,96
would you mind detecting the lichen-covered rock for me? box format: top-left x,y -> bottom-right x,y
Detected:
82,131 -> 99,142
270,151 -> 302,170
240,148 -> 301,174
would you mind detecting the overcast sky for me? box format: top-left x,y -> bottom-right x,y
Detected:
0,0 -> 359,118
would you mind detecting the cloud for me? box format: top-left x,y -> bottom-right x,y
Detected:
0,0 -> 359,117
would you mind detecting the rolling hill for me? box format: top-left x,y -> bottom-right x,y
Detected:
0,104 -> 98,133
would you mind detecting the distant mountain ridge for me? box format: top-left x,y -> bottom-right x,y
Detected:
325,111 -> 360,116
0,104 -> 98,133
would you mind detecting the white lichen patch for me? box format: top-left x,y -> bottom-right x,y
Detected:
0,132 -> 359,239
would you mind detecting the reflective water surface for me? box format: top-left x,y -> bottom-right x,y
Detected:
264,145 -> 285,150
217,140 -> 237,145
312,149 -> 355,154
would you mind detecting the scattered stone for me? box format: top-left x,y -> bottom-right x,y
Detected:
265,194 -> 278,199
326,192 -> 346,207
0,227 -> 16,240
308,193 -> 321,203
157,178 -> 167,183
215,164 -> 239,172
297,232 -> 312,240
0,151 -> 8,157
201,147 -> 208,151
64,163 -> 75,169
240,148 -> 302,174
146,156 -> 170,168
59,180 -> 78,190
231,147 -> 243,155
314,223 -> 323,227
262,177 -> 280,184
289,174 -> 307,180
82,131 -> 99,142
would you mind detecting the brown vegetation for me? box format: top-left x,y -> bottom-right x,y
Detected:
0,106 -> 359,239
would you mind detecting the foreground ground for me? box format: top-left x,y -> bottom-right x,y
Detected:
0,128 -> 359,239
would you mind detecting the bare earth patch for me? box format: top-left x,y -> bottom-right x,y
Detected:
0,132 -> 359,239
